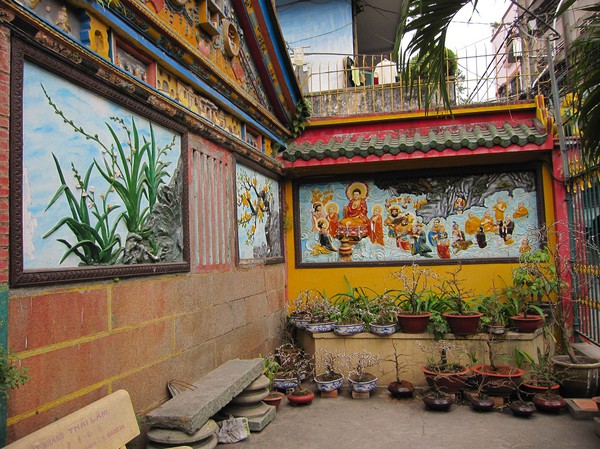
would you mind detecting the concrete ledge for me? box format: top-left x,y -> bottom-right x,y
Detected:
298,329 -> 545,386
146,359 -> 264,434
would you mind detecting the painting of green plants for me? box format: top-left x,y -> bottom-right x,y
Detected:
22,62 -> 182,269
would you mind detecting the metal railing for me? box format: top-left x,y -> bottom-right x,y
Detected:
293,49 -> 548,117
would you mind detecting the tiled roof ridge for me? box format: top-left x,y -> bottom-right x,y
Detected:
282,119 -> 548,162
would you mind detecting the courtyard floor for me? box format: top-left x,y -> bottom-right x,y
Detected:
225,387 -> 600,449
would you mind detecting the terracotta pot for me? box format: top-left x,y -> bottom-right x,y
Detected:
262,391 -> 285,409
510,400 -> 536,417
287,390 -> 315,405
471,364 -> 525,396
443,312 -> 483,336
396,312 -> 431,333
511,314 -> 543,333
387,380 -> 415,398
421,365 -> 470,393
422,393 -> 454,411
532,393 -> 567,413
519,381 -> 560,401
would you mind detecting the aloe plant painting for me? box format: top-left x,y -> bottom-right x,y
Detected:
22,62 -> 181,268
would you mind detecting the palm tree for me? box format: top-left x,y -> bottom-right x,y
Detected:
394,0 -> 600,160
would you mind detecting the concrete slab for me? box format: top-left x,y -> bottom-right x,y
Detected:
566,398 -> 600,420
147,420 -> 217,444
145,359 -> 263,434
594,417 -> 600,438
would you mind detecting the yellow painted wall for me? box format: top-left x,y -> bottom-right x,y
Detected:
284,163 -> 557,304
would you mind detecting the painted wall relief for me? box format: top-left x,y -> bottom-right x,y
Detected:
296,170 -> 541,265
236,164 -> 282,261
21,62 -> 184,271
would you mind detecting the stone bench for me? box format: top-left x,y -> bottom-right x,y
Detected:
5,389 -> 191,449
145,358 -> 264,435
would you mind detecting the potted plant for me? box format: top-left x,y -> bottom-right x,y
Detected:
505,247 -> 554,333
470,335 -> 525,396
289,291 -> 312,329
347,351 -> 380,397
261,353 -> 286,409
303,290 -> 338,333
393,263 -> 439,333
367,290 -> 399,336
330,278 -> 369,335
439,265 -> 483,336
514,347 -> 560,401
274,344 -> 315,405
477,289 -> 508,335
422,387 -> 455,412
272,343 -> 304,391
385,341 -> 414,398
313,349 -> 346,397
419,340 -> 470,393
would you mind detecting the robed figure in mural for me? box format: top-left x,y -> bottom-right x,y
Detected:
340,182 -> 369,227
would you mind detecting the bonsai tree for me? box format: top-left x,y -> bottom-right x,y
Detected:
347,350 -> 380,383
419,340 -> 470,394
437,265 -> 476,316
314,348 -> 346,382
367,290 -> 400,325
384,341 -> 414,398
274,343 -> 314,397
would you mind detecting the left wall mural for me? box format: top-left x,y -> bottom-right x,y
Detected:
22,62 -> 182,270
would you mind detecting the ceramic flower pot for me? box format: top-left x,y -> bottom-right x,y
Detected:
333,322 -> 364,336
396,312 -> 431,333
369,322 -> 397,336
471,364 -> 525,396
262,391 -> 286,410
305,321 -> 335,333
287,390 -> 315,406
422,393 -> 454,411
273,377 -> 299,391
348,374 -> 378,393
443,312 -> 483,336
314,373 -> 344,392
551,355 -> 600,398
510,400 -> 536,417
421,365 -> 471,393
511,314 -> 544,333
470,395 -> 495,412
387,380 -> 415,398
532,392 -> 567,413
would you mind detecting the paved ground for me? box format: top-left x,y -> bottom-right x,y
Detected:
225,387 -> 600,449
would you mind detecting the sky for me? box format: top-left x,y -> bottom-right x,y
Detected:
446,0 -> 512,55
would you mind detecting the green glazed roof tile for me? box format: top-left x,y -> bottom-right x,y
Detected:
282,120 -> 548,162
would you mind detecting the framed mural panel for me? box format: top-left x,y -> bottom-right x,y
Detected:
294,166 -> 544,267
10,39 -> 190,286
235,162 -> 283,263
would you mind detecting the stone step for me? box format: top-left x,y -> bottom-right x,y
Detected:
146,359 -> 264,434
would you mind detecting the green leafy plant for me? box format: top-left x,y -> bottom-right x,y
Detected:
330,279 -> 371,324
391,263 -> 439,314
0,347 -> 29,403
44,156 -> 122,265
436,265 -> 477,315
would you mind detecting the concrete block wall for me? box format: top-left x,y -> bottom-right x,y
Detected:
6,267 -> 287,442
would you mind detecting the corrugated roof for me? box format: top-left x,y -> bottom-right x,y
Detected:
282,120 -> 548,162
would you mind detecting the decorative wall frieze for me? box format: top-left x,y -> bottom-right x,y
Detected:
34,30 -> 83,64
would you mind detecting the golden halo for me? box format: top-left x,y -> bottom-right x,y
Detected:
316,217 -> 329,230
324,201 -> 339,214
346,181 -> 368,200
372,204 -> 383,215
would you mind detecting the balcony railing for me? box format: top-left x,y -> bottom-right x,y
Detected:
293,50 -> 548,118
